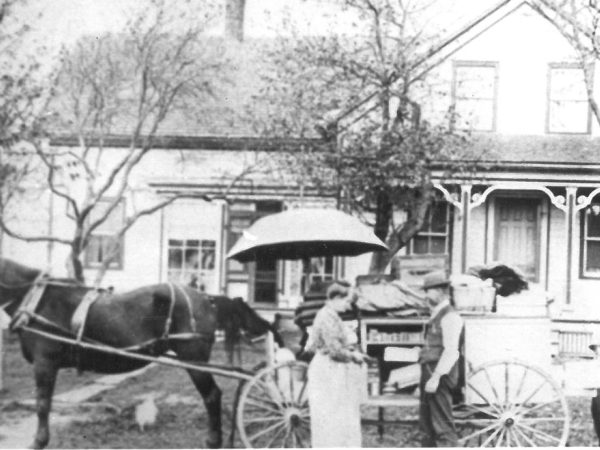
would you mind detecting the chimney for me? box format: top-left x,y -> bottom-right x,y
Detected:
225,0 -> 246,42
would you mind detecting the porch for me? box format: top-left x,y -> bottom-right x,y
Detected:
434,174 -> 600,319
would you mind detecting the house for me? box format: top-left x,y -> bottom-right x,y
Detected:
3,0 -> 600,335
391,0 -> 600,324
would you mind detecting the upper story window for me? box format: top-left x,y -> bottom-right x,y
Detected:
547,63 -> 591,134
582,204 -> 600,278
409,201 -> 451,255
452,61 -> 498,132
84,199 -> 125,269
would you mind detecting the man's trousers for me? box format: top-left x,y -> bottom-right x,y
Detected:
419,362 -> 459,447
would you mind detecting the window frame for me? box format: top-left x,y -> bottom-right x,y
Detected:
407,201 -> 452,256
166,238 -> 217,290
546,62 -> 592,135
580,203 -> 600,279
83,198 -> 126,270
451,60 -> 499,132
302,256 -> 337,293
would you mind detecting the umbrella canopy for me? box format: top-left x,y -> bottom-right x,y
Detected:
227,208 -> 388,263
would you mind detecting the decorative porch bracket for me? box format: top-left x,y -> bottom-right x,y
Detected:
433,183 -> 470,272
468,183 -> 569,213
575,186 -> 600,212
434,183 -> 463,213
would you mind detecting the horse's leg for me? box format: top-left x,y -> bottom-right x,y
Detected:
31,356 -> 59,449
187,370 -> 223,449
173,341 -> 222,448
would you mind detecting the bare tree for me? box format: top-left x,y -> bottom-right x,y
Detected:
254,0 -> 471,273
0,0 -> 231,283
0,0 -> 50,225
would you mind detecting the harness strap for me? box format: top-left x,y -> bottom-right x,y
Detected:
174,284 -> 197,333
163,283 -> 177,339
70,290 -> 103,343
10,273 -> 49,331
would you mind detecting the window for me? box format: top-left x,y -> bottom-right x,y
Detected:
167,239 -> 216,291
84,199 -> 125,269
409,202 -> 451,255
547,63 -> 590,134
582,204 -> 600,277
452,61 -> 498,131
302,256 -> 335,292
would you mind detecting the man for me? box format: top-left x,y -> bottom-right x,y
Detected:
418,271 -> 464,447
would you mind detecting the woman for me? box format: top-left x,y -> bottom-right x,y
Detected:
306,281 -> 370,448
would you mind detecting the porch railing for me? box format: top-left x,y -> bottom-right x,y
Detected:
552,328 -> 595,359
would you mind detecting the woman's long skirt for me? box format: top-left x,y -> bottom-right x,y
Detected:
308,352 -> 364,448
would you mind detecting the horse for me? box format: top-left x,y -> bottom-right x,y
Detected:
0,258 -> 283,449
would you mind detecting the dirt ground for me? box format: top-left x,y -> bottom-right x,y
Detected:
2,329 -> 599,448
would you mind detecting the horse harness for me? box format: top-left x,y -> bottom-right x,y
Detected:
10,278 -> 210,354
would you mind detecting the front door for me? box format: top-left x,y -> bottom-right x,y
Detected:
226,201 -> 282,305
494,197 -> 540,281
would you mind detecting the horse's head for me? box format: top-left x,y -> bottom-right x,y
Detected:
212,296 -> 284,348
0,258 -> 41,315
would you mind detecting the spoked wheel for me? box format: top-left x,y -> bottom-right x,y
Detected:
454,360 -> 569,447
237,361 -> 310,448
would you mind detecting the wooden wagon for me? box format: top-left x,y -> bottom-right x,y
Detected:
234,301 -> 570,447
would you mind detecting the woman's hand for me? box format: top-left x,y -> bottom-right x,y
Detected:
351,351 -> 374,365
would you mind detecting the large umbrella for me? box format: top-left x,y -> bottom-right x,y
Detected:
227,208 -> 388,263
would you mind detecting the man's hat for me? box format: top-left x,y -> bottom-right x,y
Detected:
422,271 -> 451,291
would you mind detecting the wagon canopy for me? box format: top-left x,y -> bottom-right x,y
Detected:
226,208 -> 388,263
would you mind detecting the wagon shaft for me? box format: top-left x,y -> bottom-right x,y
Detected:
21,325 -> 257,382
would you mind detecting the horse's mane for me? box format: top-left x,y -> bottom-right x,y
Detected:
210,295 -> 283,352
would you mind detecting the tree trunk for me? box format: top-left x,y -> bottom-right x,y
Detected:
68,234 -> 85,283
369,184 -> 434,275
68,252 -> 85,283
369,189 -> 393,274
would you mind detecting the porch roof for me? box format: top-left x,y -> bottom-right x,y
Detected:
465,134 -> 600,165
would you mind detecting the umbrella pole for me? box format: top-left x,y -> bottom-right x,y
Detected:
302,257 -> 311,295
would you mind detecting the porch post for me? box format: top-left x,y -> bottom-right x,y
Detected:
460,185 -> 472,273
219,200 -> 230,295
565,187 -> 577,305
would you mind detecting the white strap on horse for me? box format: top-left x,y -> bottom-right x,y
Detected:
70,290 -> 104,343
174,284 -> 197,333
163,283 -> 197,339
10,272 -> 50,330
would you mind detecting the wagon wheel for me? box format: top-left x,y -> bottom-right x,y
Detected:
454,359 -> 569,447
237,361 -> 310,448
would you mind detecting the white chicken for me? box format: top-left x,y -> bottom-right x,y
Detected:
135,393 -> 158,432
